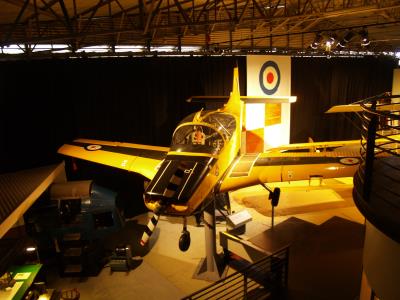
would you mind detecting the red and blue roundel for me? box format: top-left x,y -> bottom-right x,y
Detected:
259,61 -> 281,95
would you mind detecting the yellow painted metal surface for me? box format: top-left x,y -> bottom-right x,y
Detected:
220,150 -> 360,193
58,143 -> 163,180
75,138 -> 169,152
144,68 -> 244,216
266,139 -> 361,152
57,68 -> 376,219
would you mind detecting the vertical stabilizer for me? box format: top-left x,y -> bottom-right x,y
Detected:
232,67 -> 240,96
223,67 -> 244,155
224,67 -> 243,118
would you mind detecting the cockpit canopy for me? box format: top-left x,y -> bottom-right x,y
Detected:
171,111 -> 236,155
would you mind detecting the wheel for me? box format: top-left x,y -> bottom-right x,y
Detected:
271,188 -> 280,207
179,230 -> 191,252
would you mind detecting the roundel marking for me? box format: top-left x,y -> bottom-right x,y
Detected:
259,60 -> 281,95
339,157 -> 360,165
85,144 -> 102,151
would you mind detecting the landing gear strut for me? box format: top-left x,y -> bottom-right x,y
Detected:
179,217 -> 191,252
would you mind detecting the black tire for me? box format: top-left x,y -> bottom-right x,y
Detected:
271,188 -> 280,207
179,231 -> 191,252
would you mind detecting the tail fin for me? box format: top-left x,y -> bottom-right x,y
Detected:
308,137 -> 316,152
224,67 -> 242,117
232,67 -> 240,96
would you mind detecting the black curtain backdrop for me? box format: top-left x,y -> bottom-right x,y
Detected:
0,57 -> 248,216
0,56 -> 396,216
1,56 -> 397,172
0,57 -> 246,174
291,56 -> 396,143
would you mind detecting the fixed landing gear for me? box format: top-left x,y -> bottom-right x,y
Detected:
179,217 -> 191,252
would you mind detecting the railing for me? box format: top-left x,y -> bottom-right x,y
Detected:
353,93 -> 400,242
182,247 -> 289,300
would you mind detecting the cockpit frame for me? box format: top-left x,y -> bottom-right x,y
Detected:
170,111 -> 236,155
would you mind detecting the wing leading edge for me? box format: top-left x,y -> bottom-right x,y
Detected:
58,138 -> 169,180
265,140 -> 361,152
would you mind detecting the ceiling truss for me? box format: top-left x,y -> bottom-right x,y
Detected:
0,0 -> 400,57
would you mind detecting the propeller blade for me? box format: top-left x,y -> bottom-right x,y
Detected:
140,212 -> 160,246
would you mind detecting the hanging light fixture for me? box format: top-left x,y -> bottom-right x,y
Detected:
359,27 -> 370,46
325,35 -> 336,52
310,33 -> 323,50
338,30 -> 355,48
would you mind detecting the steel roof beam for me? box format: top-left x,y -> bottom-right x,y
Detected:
173,0 -> 195,32
2,0 -> 29,44
1,1 -> 400,50
58,0 -> 73,34
144,0 -> 162,35
24,0 -> 59,23
1,0 -> 55,19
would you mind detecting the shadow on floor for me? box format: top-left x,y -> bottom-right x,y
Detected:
102,219 -> 154,258
250,216 -> 365,300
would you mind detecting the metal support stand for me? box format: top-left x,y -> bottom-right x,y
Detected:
271,203 -> 275,228
260,183 -> 279,229
193,198 -> 228,281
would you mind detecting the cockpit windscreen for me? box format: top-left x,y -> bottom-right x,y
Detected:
171,112 -> 236,155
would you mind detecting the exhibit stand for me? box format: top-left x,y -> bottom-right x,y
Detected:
193,200 -> 228,281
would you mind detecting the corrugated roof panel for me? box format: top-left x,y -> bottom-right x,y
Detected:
0,163 -> 66,238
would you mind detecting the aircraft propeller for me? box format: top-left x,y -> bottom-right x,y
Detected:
140,202 -> 164,247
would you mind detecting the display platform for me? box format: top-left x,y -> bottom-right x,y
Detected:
248,217 -> 318,251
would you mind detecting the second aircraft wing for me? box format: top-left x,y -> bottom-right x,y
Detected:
58,138 -> 169,180
219,149 -> 360,193
265,140 -> 361,152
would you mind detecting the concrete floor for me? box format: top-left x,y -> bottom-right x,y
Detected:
46,177 -> 365,300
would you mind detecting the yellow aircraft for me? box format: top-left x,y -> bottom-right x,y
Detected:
58,68 -> 362,251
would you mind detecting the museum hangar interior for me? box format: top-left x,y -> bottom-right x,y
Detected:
0,1 -> 400,300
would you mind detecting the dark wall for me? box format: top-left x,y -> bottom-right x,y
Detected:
291,56 -> 396,143
0,57 -> 246,174
0,56 -> 396,171
0,55 -> 396,216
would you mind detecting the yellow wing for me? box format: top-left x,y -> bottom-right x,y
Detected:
266,140 -> 361,152
58,138 -> 169,180
219,145 -> 361,193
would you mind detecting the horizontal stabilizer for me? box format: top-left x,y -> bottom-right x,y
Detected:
186,96 -> 228,103
326,103 -> 400,113
241,96 -> 297,103
187,95 -> 296,104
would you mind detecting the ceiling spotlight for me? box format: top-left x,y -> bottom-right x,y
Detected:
338,30 -> 355,48
325,40 -> 333,52
310,33 -> 323,50
325,35 -> 336,52
359,27 -> 370,47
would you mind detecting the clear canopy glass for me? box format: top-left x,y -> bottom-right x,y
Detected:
171,112 -> 236,154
